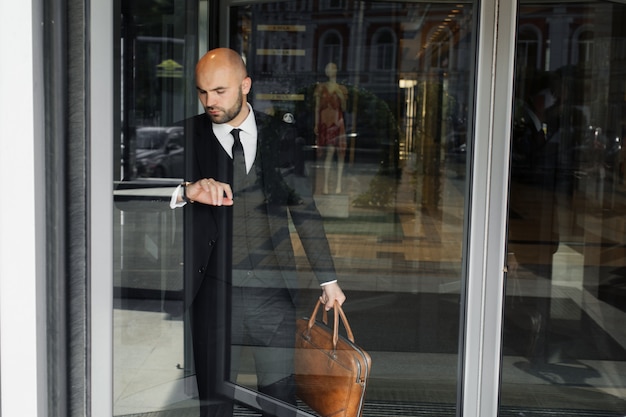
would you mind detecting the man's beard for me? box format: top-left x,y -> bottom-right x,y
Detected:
205,89 -> 243,124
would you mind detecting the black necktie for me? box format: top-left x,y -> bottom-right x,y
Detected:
231,128 -> 246,190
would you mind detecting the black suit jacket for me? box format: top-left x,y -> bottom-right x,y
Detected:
183,111 -> 337,304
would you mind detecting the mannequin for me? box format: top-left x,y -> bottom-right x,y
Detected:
314,62 -> 348,194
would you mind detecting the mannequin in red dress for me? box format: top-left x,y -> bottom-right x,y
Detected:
314,62 -> 348,194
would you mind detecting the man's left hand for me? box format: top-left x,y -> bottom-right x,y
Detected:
320,282 -> 346,311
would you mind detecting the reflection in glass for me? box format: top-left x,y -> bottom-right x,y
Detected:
114,0 -> 475,416
504,2 -> 626,415
113,0 -> 197,416
228,1 -> 474,415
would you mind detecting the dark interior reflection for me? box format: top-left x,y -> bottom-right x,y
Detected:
502,2 -> 626,414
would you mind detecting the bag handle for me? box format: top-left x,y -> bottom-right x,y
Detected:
307,300 -> 355,349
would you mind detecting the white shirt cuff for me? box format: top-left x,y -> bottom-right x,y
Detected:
170,184 -> 187,209
320,280 -> 337,287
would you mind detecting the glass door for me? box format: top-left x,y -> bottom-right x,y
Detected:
112,1 -> 477,416
221,2 -> 474,416
501,1 -> 626,415
113,0 -> 200,415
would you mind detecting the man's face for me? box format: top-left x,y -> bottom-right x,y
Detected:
203,87 -> 244,125
196,64 -> 251,125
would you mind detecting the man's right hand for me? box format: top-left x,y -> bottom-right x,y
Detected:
185,178 -> 234,206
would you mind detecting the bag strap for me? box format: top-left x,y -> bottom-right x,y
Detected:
307,300 -> 355,349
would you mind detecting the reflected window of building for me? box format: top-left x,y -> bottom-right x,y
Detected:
318,30 -> 343,70
572,28 -> 594,66
517,25 -> 542,70
372,29 -> 397,71
320,0 -> 345,10
426,26 -> 453,70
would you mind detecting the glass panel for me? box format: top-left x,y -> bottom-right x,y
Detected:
113,0 -> 477,416
113,0 -> 199,415
223,1 -> 474,415
503,2 -> 626,415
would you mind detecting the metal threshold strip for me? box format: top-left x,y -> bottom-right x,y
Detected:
118,400 -> 625,417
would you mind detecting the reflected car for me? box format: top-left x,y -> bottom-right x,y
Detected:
135,126 -> 185,178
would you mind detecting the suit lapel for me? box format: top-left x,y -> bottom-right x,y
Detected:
193,114 -> 232,184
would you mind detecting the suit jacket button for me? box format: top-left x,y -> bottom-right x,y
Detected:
198,266 -> 206,274
208,240 -> 215,246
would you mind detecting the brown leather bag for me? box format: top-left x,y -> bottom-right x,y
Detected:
295,300 -> 372,417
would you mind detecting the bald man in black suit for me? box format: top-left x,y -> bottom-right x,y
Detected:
171,48 -> 346,417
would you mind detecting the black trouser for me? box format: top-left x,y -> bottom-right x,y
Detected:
190,275 -> 234,417
191,278 -> 297,417
230,285 -> 297,406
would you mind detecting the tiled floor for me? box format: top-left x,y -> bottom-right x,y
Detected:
113,164 -> 626,416
113,294 -> 626,415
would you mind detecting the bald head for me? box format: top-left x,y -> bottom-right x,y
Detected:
196,48 -> 247,82
195,48 -> 251,126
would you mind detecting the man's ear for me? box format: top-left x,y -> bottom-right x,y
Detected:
242,77 -> 252,94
